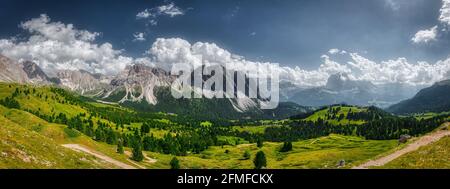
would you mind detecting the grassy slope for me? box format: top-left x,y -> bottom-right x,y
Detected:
381,135 -> 450,169
0,107 -> 113,168
0,83 -> 147,168
144,134 -> 397,169
232,125 -> 285,134
304,106 -> 366,125
0,105 -> 147,168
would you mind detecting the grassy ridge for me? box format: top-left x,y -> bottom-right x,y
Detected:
0,106 -> 112,168
381,135 -> 450,169
304,106 -> 366,125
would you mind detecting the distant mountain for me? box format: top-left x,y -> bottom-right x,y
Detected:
289,73 -> 376,106
387,79 -> 450,114
104,64 -> 174,105
0,55 -> 30,83
284,73 -> 422,108
56,69 -> 110,95
21,61 -> 52,84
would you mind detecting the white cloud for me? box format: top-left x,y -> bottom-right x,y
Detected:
136,2 -> 184,25
348,53 -> 450,86
411,26 -> 438,44
328,48 -> 340,54
0,14 -> 133,75
20,14 -> 100,43
328,48 -> 347,55
145,38 -> 450,87
157,2 -> 184,17
136,9 -> 153,19
411,0 -> 450,43
133,32 -> 146,42
440,0 -> 450,26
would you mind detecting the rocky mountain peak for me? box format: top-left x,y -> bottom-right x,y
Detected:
0,54 -> 29,83
56,69 -> 107,95
21,61 -> 52,84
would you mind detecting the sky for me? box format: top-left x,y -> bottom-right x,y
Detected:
0,0 -> 450,87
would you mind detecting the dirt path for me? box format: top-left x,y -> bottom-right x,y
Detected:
354,123 -> 450,169
62,144 -> 136,169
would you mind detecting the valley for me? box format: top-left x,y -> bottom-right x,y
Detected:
1,81 -> 449,169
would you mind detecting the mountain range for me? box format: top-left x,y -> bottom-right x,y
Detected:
0,54 -> 310,119
282,72 -> 424,108
1,54 -> 448,117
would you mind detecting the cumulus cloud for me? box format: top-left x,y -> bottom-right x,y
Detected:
440,0 -> 450,26
133,32 -> 146,42
328,48 -> 339,55
412,26 -> 438,44
0,14 -> 133,75
145,38 -> 450,87
410,0 -> 450,43
136,2 -> 184,25
328,48 -> 347,55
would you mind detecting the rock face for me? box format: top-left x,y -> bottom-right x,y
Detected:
21,61 -> 52,84
104,64 -> 263,112
0,55 -> 29,83
106,64 -> 174,105
56,70 -> 110,95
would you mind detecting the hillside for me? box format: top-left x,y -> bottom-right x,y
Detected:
0,83 -> 158,168
291,105 -> 391,125
381,125 -> 450,169
384,136 -> 450,168
388,79 -> 450,114
0,82 -> 447,169
0,106 -> 114,168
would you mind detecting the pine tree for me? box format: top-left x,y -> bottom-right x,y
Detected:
131,139 -> 144,162
117,139 -> 124,154
253,151 -> 267,169
170,157 -> 180,169
279,142 -> 293,152
257,138 -> 264,148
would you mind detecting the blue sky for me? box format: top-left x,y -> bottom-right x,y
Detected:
0,0 -> 447,69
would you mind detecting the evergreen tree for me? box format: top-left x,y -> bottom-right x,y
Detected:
141,122 -> 151,134
131,139 -> 144,162
257,138 -> 264,148
117,139 -> 124,154
253,151 -> 267,169
279,142 -> 293,152
170,157 -> 180,169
